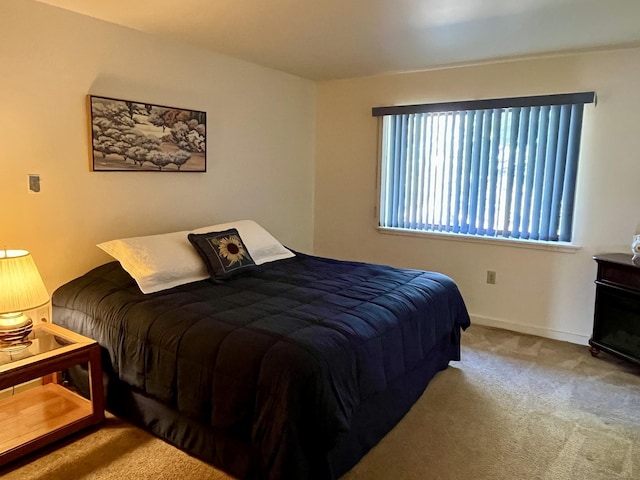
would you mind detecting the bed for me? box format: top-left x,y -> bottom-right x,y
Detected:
52,221 -> 470,479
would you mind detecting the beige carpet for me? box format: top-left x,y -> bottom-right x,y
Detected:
2,324 -> 639,480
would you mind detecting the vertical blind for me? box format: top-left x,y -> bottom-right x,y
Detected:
373,92 -> 595,243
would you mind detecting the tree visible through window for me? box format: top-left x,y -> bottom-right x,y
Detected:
373,92 -> 595,243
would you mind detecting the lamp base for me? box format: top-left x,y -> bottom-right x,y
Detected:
0,314 -> 33,353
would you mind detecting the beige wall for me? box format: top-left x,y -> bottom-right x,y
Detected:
315,48 -> 640,344
1,1 -> 315,293
4,1 -> 639,345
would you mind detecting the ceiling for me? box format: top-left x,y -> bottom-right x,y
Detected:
37,0 -> 640,81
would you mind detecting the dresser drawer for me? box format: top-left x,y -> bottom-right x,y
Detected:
599,263 -> 640,292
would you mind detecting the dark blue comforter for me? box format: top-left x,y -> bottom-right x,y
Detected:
53,253 -> 470,479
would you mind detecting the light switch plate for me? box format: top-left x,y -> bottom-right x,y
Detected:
28,174 -> 41,193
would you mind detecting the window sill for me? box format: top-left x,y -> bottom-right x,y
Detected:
377,227 -> 581,253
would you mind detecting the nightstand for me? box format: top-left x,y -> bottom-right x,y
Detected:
0,322 -> 104,466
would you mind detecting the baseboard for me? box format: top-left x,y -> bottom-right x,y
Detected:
470,314 -> 590,346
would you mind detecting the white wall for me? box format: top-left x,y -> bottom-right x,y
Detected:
0,0 -> 315,293
314,48 -> 640,344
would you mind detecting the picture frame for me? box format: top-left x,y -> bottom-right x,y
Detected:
88,95 -> 206,172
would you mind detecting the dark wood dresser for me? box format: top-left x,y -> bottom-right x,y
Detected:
591,253 -> 640,365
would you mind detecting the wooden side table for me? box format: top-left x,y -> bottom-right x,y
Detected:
0,322 -> 104,467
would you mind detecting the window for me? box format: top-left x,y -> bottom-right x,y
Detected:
373,92 -> 595,244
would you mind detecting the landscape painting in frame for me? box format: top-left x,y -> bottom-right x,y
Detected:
89,95 -> 206,172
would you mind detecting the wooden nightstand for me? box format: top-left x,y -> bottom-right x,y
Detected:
0,322 -> 104,467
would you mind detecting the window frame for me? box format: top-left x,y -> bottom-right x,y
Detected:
373,92 -> 595,250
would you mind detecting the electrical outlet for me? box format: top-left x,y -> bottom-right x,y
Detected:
486,270 -> 496,284
25,304 -> 51,324
35,304 -> 50,323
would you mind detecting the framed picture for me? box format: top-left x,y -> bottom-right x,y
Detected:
88,95 -> 206,172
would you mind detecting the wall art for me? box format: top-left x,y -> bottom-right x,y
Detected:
88,95 -> 206,172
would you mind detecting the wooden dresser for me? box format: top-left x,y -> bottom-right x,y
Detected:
590,253 -> 640,365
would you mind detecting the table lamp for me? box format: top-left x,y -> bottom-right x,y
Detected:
0,250 -> 50,352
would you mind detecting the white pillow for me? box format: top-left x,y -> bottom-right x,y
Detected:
97,230 -> 209,294
192,220 -> 294,265
97,220 -> 293,294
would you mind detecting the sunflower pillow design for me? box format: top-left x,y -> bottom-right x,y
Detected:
188,228 -> 256,280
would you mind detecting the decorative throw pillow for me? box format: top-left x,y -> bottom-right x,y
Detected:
188,228 -> 256,280
190,220 -> 294,265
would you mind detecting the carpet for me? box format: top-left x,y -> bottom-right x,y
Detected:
2,324 -> 639,479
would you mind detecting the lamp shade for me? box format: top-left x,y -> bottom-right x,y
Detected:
0,250 -> 49,315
